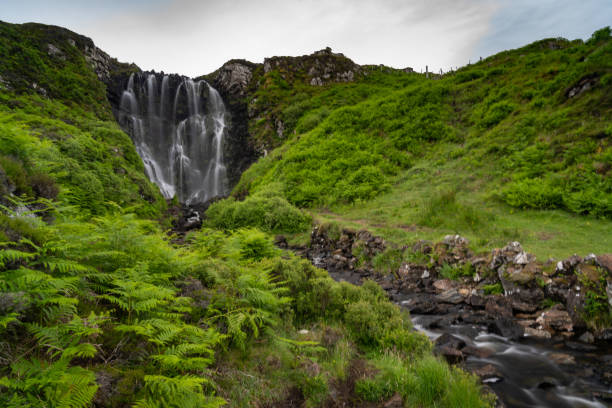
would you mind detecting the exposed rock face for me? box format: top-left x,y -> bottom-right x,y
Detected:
263,47 -> 361,87
83,45 -> 113,82
208,60 -> 260,188
215,61 -> 253,97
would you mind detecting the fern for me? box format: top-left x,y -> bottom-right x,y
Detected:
0,359 -> 98,408
27,312 -> 107,361
134,375 -> 225,408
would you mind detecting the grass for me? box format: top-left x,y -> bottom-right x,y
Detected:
308,151 -> 612,260
233,28 -> 612,259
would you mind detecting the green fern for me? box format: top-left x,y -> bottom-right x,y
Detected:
134,375 -> 225,408
0,359 -> 98,408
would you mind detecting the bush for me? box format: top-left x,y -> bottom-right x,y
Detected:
439,262 -> 474,280
480,101 -> 515,128
501,178 -> 563,209
205,189 -> 311,233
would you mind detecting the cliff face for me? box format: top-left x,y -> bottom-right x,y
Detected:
206,48 -> 366,157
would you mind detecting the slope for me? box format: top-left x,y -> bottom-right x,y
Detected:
224,28 -> 612,259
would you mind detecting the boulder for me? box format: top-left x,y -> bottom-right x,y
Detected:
524,327 -> 552,339
536,307 -> 573,333
472,364 -> 504,382
435,289 -> 465,304
433,279 -> 459,293
490,317 -> 524,339
434,333 -> 466,364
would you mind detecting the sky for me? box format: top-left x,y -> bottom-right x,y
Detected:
2,0 -> 611,77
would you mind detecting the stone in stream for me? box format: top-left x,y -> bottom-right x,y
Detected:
524,327 -> 552,339
548,353 -> 576,365
472,364 -> 504,382
490,317 -> 524,339
434,333 -> 466,364
462,345 -> 495,358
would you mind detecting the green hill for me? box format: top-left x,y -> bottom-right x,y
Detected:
217,28 -> 612,259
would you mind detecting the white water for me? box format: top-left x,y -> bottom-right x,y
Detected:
119,73 -> 228,204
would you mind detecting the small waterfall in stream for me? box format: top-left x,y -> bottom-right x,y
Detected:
118,72 -> 228,204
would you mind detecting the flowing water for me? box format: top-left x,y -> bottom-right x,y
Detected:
119,73 -> 228,204
410,314 -> 611,408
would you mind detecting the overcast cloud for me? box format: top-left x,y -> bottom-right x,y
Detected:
2,0 -> 611,77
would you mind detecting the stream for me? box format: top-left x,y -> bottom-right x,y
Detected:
411,313 -> 611,408
326,269 -> 612,407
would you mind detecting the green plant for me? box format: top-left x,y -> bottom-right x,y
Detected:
482,283 -> 503,295
439,262 -> 474,280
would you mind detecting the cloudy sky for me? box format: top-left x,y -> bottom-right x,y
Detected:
3,0 -> 611,77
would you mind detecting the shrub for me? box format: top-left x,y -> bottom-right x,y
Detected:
501,178 -> 563,209
482,283 -> 503,295
480,101 -> 515,128
205,189 -> 311,233
439,262 -> 474,280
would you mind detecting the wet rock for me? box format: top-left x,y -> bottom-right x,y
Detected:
473,364 -> 504,382
462,345 -> 495,358
524,327 -> 551,339
400,294 -> 438,314
595,328 -> 612,341
460,310 -> 491,326
548,353 -> 576,365
490,317 -> 524,340
435,288 -> 465,304
485,296 -> 513,318
536,307 -> 573,333
434,333 -> 466,364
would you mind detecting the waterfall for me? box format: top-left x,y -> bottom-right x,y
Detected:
118,72 -> 228,205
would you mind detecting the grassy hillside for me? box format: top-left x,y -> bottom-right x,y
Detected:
0,21 -> 493,407
223,27 -> 612,259
0,21 -> 165,217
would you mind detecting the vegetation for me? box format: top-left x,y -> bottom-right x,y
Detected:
2,18 -> 611,407
235,27 -> 612,259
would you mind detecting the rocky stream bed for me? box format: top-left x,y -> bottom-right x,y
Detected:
278,227 -> 612,407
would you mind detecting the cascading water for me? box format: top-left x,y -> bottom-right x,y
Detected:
118,72 -> 228,205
